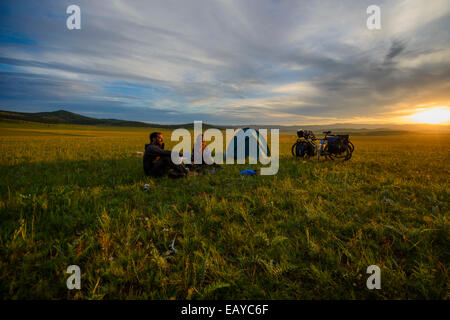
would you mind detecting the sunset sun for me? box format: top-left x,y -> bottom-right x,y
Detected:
409,107 -> 450,124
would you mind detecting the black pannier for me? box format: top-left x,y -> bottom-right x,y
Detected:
326,136 -> 340,154
295,140 -> 315,157
295,141 -> 305,155
338,134 -> 349,144
326,135 -> 349,154
292,130 -> 353,160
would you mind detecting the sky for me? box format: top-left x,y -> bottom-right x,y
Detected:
0,0 -> 449,125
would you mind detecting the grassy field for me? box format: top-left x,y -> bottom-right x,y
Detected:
0,121 -> 448,299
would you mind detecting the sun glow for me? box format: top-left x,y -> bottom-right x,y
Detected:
409,107 -> 450,124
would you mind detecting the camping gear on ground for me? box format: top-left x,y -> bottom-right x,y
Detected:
292,130 -> 354,161
326,135 -> 350,155
165,234 -> 177,257
293,139 -> 316,158
240,169 -> 257,176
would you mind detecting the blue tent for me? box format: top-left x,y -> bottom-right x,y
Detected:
225,127 -> 270,161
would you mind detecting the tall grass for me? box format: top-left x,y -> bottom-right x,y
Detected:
0,123 -> 448,299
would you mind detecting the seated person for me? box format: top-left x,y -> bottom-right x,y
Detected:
189,134 -> 222,173
143,132 -> 187,178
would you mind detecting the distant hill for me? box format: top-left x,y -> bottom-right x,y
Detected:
0,109 -> 211,129
239,123 -> 449,134
0,109 -> 448,133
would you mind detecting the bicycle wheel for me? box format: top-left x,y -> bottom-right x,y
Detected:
345,142 -> 354,160
306,141 -> 317,159
292,141 -> 314,159
323,144 -> 335,160
291,141 -> 299,157
348,141 -> 355,153
292,141 -> 306,157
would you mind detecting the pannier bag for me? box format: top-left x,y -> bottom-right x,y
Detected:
326,135 -> 349,154
297,129 -> 314,139
295,141 -> 306,156
338,135 -> 349,144
295,140 -> 315,157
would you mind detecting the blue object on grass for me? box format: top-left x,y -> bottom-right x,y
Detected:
240,169 -> 257,176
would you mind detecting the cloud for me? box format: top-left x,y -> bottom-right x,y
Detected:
0,0 -> 449,125
385,39 -> 406,61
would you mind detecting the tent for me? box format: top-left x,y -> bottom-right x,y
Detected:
225,127 -> 270,162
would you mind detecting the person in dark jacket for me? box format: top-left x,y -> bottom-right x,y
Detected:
143,132 -> 187,178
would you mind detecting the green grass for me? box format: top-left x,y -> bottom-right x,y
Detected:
0,122 -> 448,299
